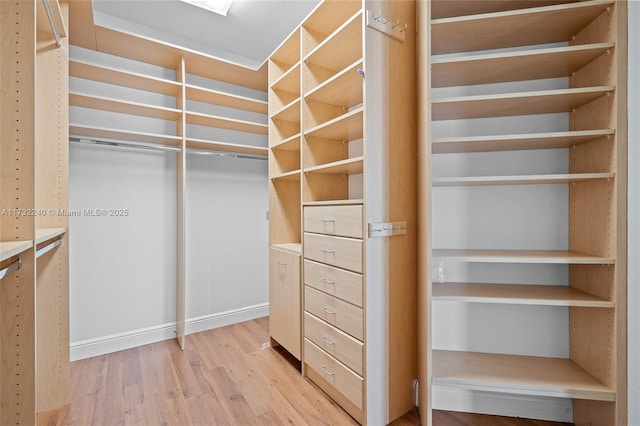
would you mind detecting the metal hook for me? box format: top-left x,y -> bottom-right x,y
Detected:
400,23 -> 408,33
392,19 -> 400,29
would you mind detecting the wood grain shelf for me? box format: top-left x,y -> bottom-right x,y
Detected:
303,199 -> 364,206
0,241 -> 33,263
433,350 -> 615,401
271,133 -> 301,152
432,86 -> 615,121
271,243 -> 302,255
69,92 -> 182,121
305,59 -> 363,108
186,111 -> 268,135
302,1 -> 362,37
185,85 -> 267,114
271,170 -> 301,181
304,107 -> 363,141
35,228 -> 66,245
304,156 -> 364,175
304,12 -> 362,72
271,98 -> 301,123
433,282 -> 614,307
432,172 -> 614,187
432,129 -> 615,153
431,0 -> 613,54
431,0 -> 573,20
69,124 -> 183,147
432,249 -> 615,264
69,59 -> 181,96
271,62 -> 301,95
271,29 -> 300,68
432,42 -> 615,88
186,138 -> 267,157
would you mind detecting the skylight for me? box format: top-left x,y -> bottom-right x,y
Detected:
180,0 -> 234,16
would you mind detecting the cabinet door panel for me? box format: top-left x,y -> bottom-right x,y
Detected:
269,248 -> 301,359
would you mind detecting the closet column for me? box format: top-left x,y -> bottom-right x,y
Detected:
177,56 -> 187,350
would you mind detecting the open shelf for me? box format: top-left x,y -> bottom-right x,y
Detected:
431,0 -> 573,20
186,138 -> 267,156
304,12 -> 362,72
304,157 -> 364,175
186,111 -> 268,135
271,28 -> 300,69
432,42 -> 615,88
431,0 -> 613,54
271,62 -> 301,95
271,242 -> 302,255
432,129 -> 615,153
272,170 -> 301,181
272,133 -> 301,151
305,59 -> 363,108
432,86 -> 615,121
0,241 -> 33,263
271,98 -> 301,123
185,84 -> 267,114
433,350 -> 615,401
69,59 -> 181,96
69,92 -> 181,121
303,199 -> 364,206
304,107 -> 363,141
433,282 -> 614,308
432,249 -> 615,264
432,172 -> 614,187
35,228 -> 66,245
69,123 -> 182,147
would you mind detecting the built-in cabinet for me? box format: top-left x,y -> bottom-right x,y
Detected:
418,1 -> 627,424
1,0 -> 70,422
268,0 -> 418,423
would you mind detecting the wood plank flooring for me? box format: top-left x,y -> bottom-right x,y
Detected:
37,317 -> 573,425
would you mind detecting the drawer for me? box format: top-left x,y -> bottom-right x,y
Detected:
269,247 -> 301,359
304,312 -> 363,375
304,259 -> 363,307
304,339 -> 363,410
305,286 -> 363,341
303,233 -> 363,273
304,205 -> 363,238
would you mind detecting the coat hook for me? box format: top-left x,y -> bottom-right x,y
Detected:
383,16 -> 390,24
375,10 -> 382,21
392,19 -> 400,29
400,23 -> 408,33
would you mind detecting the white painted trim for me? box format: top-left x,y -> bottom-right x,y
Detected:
70,303 -> 269,361
432,387 -> 573,423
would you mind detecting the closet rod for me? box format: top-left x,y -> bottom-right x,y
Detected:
69,136 -> 182,153
42,0 -> 62,48
0,257 -> 22,281
36,239 -> 62,259
187,147 -> 267,161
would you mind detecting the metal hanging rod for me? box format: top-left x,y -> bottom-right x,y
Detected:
42,0 -> 62,48
187,148 -> 267,161
0,257 -> 22,281
70,136 -> 267,160
70,136 -> 182,153
36,239 -> 62,259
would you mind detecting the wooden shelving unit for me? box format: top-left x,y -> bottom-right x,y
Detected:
419,0 -> 627,424
69,123 -> 183,147
69,92 -> 181,120
1,1 -> 71,422
269,1 -> 418,424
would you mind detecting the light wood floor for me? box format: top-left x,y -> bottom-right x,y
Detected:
38,317 -> 572,425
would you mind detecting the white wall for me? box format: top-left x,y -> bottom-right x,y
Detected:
68,47 -> 269,360
628,2 -> 639,423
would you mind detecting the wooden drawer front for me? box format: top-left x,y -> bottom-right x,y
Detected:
304,205 -> 363,238
303,233 -> 363,273
304,339 -> 363,410
269,248 -> 301,359
304,259 -> 363,307
304,312 -> 363,375
305,286 -> 363,341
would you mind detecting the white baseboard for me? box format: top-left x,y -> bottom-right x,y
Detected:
70,303 -> 269,361
432,386 -> 573,423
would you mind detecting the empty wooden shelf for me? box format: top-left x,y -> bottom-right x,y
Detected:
304,59 -> 363,107
0,241 -> 33,263
69,124 -> 182,147
433,282 -> 615,307
70,92 -> 182,120
271,98 -> 301,123
304,107 -> 363,141
186,111 -> 268,134
271,62 -> 301,95
271,170 -> 301,181
35,228 -> 66,245
271,133 -> 301,151
185,138 -> 267,156
432,172 -> 615,187
433,350 -> 615,401
185,84 -> 267,114
432,249 -> 615,264
304,157 -> 364,175
304,12 -> 362,72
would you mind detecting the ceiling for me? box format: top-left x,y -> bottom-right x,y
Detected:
91,0 -> 321,70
